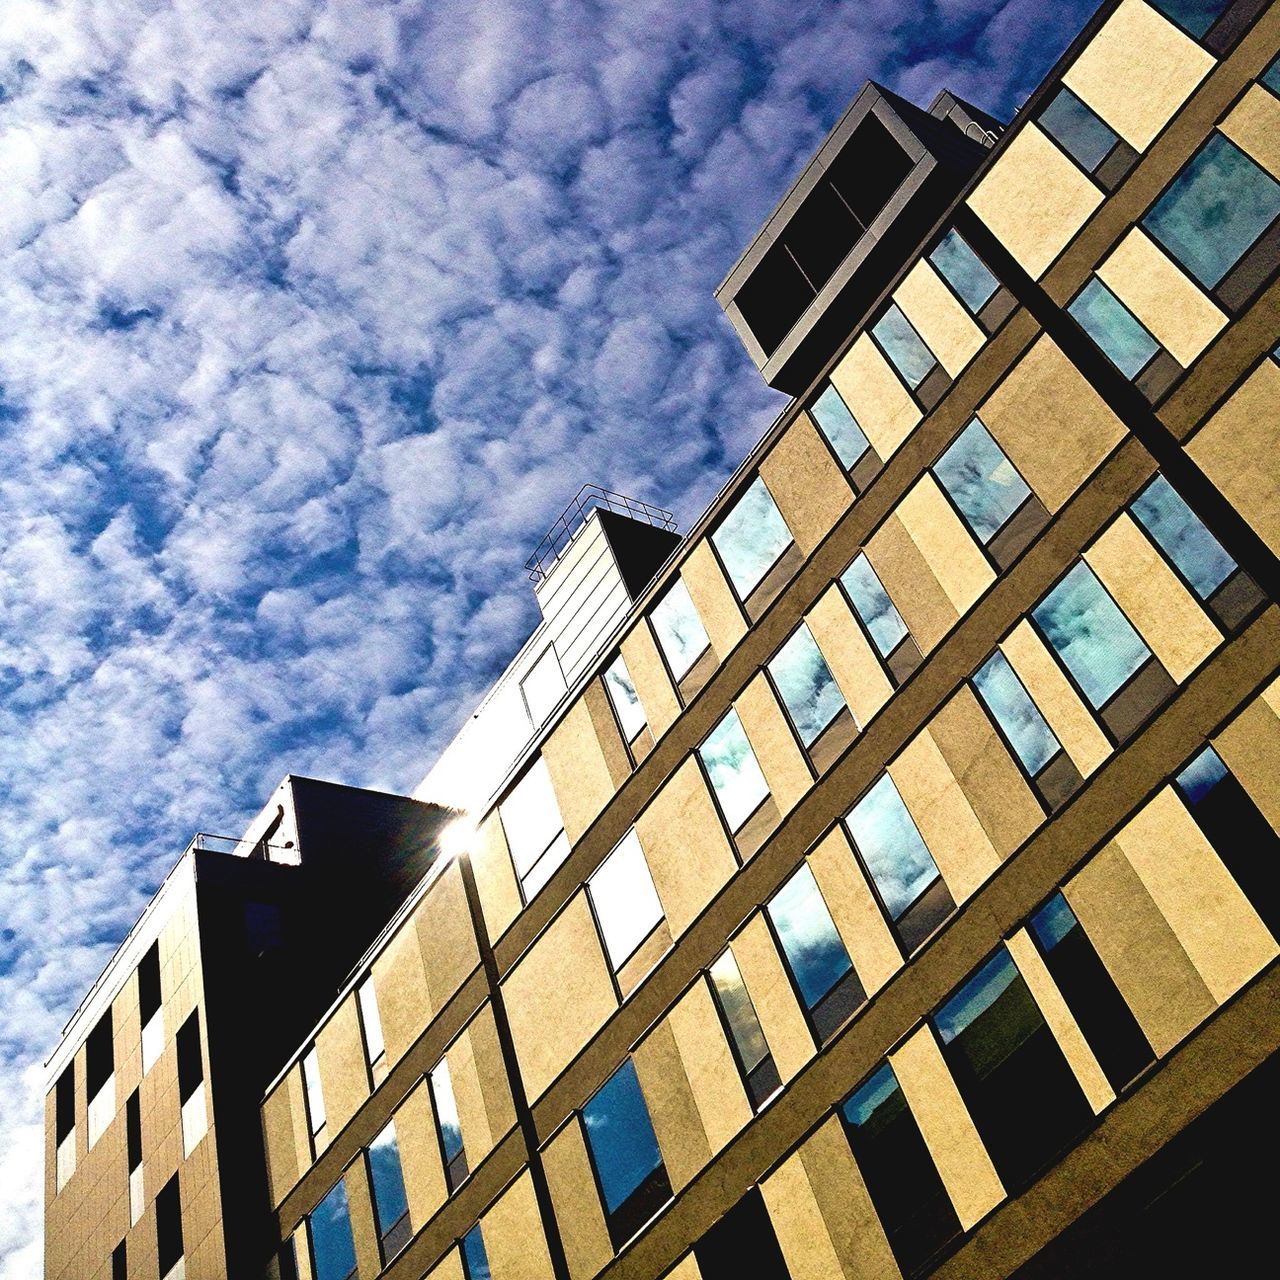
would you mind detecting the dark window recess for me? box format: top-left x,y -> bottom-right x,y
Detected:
842,1062 -> 961,1276
1174,747 -> 1280,935
86,1010 -> 114,1098
1028,894 -> 1155,1091
934,949 -> 1092,1192
694,1187 -> 792,1280
112,1242 -> 127,1280
735,242 -> 816,357
826,114 -> 915,226
279,1240 -> 300,1280
156,1174 -> 184,1275
784,180 -> 862,290
176,1012 -> 203,1103
55,1063 -> 75,1143
138,942 -> 161,1025
127,1090 -> 142,1171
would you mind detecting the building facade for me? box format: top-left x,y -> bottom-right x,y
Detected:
46,1 -> 1280,1278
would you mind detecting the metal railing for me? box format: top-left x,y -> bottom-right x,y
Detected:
524,484 -> 677,582
182,832 -> 294,861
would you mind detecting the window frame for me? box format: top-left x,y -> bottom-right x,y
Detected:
762,620 -> 857,776
805,380 -> 881,493
837,549 -> 923,688
647,576 -> 714,702
868,301 -> 951,410
428,1053 -> 470,1193
927,227 -> 1014,334
1067,276 -> 1181,401
695,705 -> 773,853
585,828 -> 669,998
706,474 -> 800,620
498,755 -> 571,905
366,1119 -> 413,1266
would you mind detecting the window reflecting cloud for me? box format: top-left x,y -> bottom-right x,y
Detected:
845,774 -> 940,920
769,624 -> 845,746
973,649 -> 1060,774
712,477 -> 792,599
810,384 -> 871,470
650,578 -> 709,680
603,654 -> 647,740
767,864 -> 851,1008
699,709 -> 768,831
935,418 -> 1031,541
841,553 -> 908,658
930,230 -> 998,313
872,303 -> 935,388
1131,475 -> 1235,599
1068,278 -> 1157,379
582,1059 -> 662,1215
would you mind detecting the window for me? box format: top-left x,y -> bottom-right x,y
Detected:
809,382 -> 874,479
766,863 -> 864,1041
55,1062 -> 75,1191
177,1012 -> 206,1157
1174,747 -> 1280,934
693,1187 -> 791,1280
840,552 -> 921,684
499,757 -> 570,901
711,476 -> 794,604
1068,278 -> 1162,379
708,949 -> 780,1109
930,229 -> 999,315
521,646 -> 567,726
139,941 -> 163,1073
156,1173 -> 184,1280
841,1062 -> 960,1275
309,1177 -> 356,1280
430,1056 -> 468,1190
85,1009 -> 114,1149
1142,134 -> 1280,301
872,303 -> 938,391
768,623 -> 849,757
357,978 -> 386,1077
1028,893 -> 1155,1090
1148,0 -> 1233,39
603,653 -> 648,751
587,830 -> 665,981
112,1241 -> 126,1280
1264,53 -> 1280,94
699,708 -> 769,834
460,1223 -> 491,1280
650,578 -> 710,684
368,1120 -> 412,1263
845,774 -> 953,952
302,1046 -> 326,1141
1039,87 -> 1135,188
933,948 -> 1091,1190
127,1089 -> 143,1226
582,1058 -> 671,1248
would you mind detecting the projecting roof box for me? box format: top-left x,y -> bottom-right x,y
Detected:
716,84 -> 1003,396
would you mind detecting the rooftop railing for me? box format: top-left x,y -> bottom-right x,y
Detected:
525,484 -> 677,582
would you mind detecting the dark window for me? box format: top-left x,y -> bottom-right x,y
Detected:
735,240 -> 815,357
708,951 -> 780,1109
368,1120 -> 412,1263
1029,893 -> 1155,1091
244,901 -> 284,952
930,229 -> 999,314
693,1187 -> 791,1280
55,1063 -> 75,1143
279,1239 -> 300,1280
127,1089 -> 142,1171
86,1009 -> 114,1099
841,1062 -> 961,1275
460,1223 -> 492,1280
933,949 -> 1092,1191
826,114 -> 916,226
112,1241 -> 126,1280
309,1177 -> 357,1280
156,1174 -> 184,1277
138,942 -> 161,1026
176,1012 -> 202,1104
581,1058 -> 672,1249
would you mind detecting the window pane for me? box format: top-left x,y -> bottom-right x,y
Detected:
357,979 -> 384,1064
310,1179 -> 356,1280
1130,475 -> 1236,599
973,650 -> 1061,774
768,624 -> 846,746
767,864 -> 852,1009
603,654 -> 647,741
709,951 -> 769,1075
711,477 -> 793,599
1032,562 -> 1152,708
521,646 -> 567,726
650,579 -> 709,680
157,1175 -> 183,1274
1175,744 -> 1230,803
500,757 -> 565,881
1040,87 -> 1118,171
934,418 -> 1031,541
1148,0 -> 1231,37
935,948 -> 1020,1045
841,553 -> 908,657
302,1048 -> 325,1133
1264,55 -> 1280,94
368,1122 -> 409,1242
1069,278 -> 1159,378
461,1225 -> 491,1280
582,1059 -> 664,1215
590,831 -> 664,970
1144,133 -> 1280,287
810,384 -> 871,470
930,229 -> 999,313
872,303 -> 936,388
430,1059 -> 464,1164
845,775 -> 941,920
699,709 -> 769,831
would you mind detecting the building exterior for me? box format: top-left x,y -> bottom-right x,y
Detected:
45,2 -> 1280,1279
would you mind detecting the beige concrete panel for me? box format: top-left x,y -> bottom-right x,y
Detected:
426,1249 -> 466,1280
1188,361 -> 1280,555
635,1022 -> 711,1191
1061,0 -> 1213,150
760,1145 -> 852,1280
503,893 -> 617,1100
315,997 -> 368,1138
929,686 -> 1042,859
1215,695 -> 1280,833
664,1258 -> 703,1280
967,124 -> 1104,278
1002,621 -> 1111,776
286,1068 -> 313,1189
543,694 -> 618,844
583,677 -> 633,788
450,1019 -> 495,1163
416,861 -> 481,1013
394,1079 -> 447,1230
808,828 -> 901,996
890,1027 -> 1004,1228
732,915 -> 814,1082
759,413 -> 854,554
1006,930 -> 1114,1114
830,333 -> 922,461
897,475 -> 995,615
1085,514 -> 1220,682
805,585 -> 893,728
981,336 -> 1125,511
1222,83 -> 1280,179
890,729 -> 1001,904
682,541 -> 746,659
621,621 -> 682,738
666,980 -> 752,1155
471,811 -> 523,945
636,757 -> 738,937
737,672 -> 811,813
1097,229 -> 1226,366
866,515 -> 957,653
1115,788 -> 1278,1004
372,915 -> 432,1068
895,258 -> 984,377
545,1120 -> 613,1280
484,1170 -> 556,1280
468,1005 -> 517,1147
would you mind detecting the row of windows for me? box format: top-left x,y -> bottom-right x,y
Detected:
110,1171 -> 184,1280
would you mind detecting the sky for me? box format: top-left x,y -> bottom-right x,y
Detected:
0,0 -> 1100,1271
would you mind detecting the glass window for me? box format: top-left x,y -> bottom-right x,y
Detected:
157,1174 -> 184,1278
1143,133 -> 1280,287
1148,0 -> 1231,38
699,708 -> 769,832
1039,87 -> 1119,172
461,1224 -> 491,1280
768,624 -> 846,747
499,757 -> 569,900
138,942 -> 161,1030
112,1242 -> 126,1280
845,774 -> 943,922
588,830 -> 664,971
302,1047 -> 325,1136
711,477 -> 793,599
368,1121 -> 411,1261
521,646 -> 567,726
972,650 -> 1062,775
1264,54 -> 1280,94
650,579 -> 710,681
1031,562 -> 1152,708
934,418 -> 1032,542
841,553 -> 908,658
1130,475 -> 1236,600
929,229 -> 999,313
309,1177 -> 356,1280
430,1057 -> 468,1189
871,303 -> 936,389
357,978 -> 385,1067
693,1187 -> 791,1280
1068,278 -> 1159,378
809,383 -> 871,470
709,949 -> 779,1108
766,864 -> 853,1011
603,653 -> 647,742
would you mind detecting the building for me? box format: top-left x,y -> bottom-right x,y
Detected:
44,1 -> 1280,1278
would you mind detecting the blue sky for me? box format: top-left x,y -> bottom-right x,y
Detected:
0,0 -> 1099,1269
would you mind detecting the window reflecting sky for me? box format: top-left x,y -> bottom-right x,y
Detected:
934,948 -> 1020,1045
1175,744 -> 1229,805
651,578 -> 709,680
1040,87 -> 1117,170
430,1058 -> 464,1163
709,951 -> 769,1074
767,864 -> 852,1008
590,830 -> 664,969
934,418 -> 1031,541
1029,892 -> 1079,953
845,774 -> 940,919
973,649 -> 1060,774
872,304 -> 935,388
1068,279 -> 1158,378
310,1178 -> 356,1280
841,554 -> 908,657
712,476 -> 792,598
930,230 -> 998,313
842,1060 -> 902,1128
461,1224 -> 491,1280
603,654 -> 647,741
357,980 -> 384,1064
500,757 -> 565,877
582,1059 -> 663,1214
1131,475 -> 1235,599
810,384 -> 871,470
368,1121 -> 409,1238
769,624 -> 845,746
700,709 -> 769,831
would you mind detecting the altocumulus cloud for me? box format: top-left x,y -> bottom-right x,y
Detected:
0,0 -> 1099,1270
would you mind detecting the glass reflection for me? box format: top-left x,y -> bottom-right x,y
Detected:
310,1178 -> 356,1280
934,418 -> 1031,541
1068,279 -> 1158,378
841,553 -> 908,658
1131,475 -> 1235,600
430,1059 -> 464,1163
650,579 -> 709,680
767,864 -> 852,1009
699,709 -> 769,831
582,1059 -> 663,1214
712,477 -> 793,598
810,384 -> 871,470
973,650 -> 1061,774
845,775 -> 941,920
872,303 -> 936,388
930,229 -> 999,313
603,654 -> 647,740
590,831 -> 664,969
461,1224 -> 491,1280
769,624 -> 846,746
709,951 -> 769,1074
368,1121 -> 409,1244
1040,87 -> 1118,171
